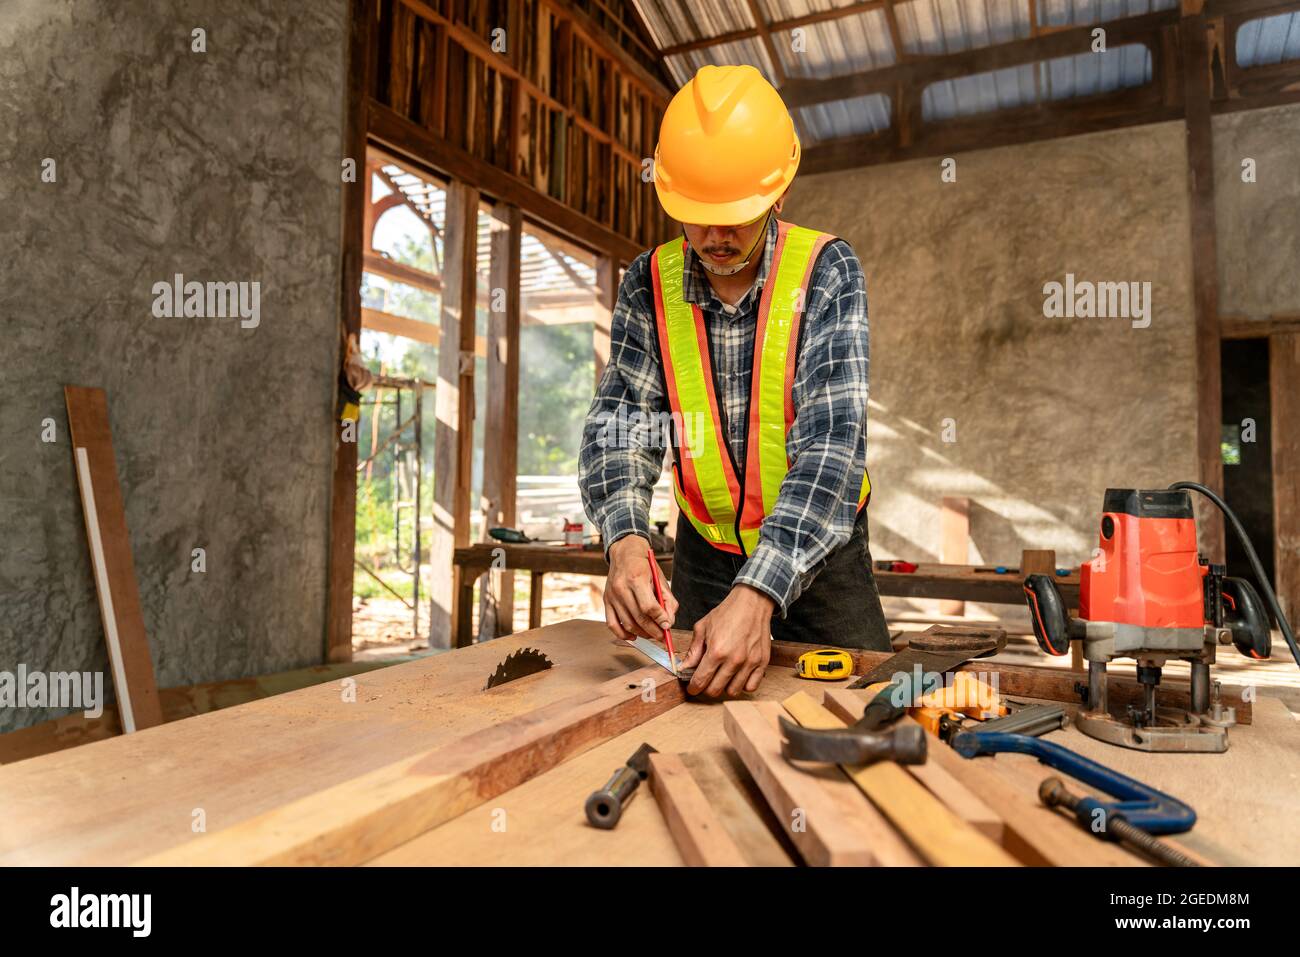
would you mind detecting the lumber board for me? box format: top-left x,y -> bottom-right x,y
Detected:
781,692 -> 1018,867
64,386 -> 163,732
939,497 -> 969,616
0,659 -> 411,765
678,750 -> 793,867
723,701 -> 922,866
768,641 -> 1254,725
820,688 -> 1002,842
371,670 -> 804,867
648,752 -> 748,867
140,667 -> 685,866
821,688 -> 1140,866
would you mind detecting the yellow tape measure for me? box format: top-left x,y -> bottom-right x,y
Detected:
795,649 -> 854,681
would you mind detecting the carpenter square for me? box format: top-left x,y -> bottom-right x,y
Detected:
629,636 -> 695,683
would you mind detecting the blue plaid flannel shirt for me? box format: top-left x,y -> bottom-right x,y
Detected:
578,216 -> 871,616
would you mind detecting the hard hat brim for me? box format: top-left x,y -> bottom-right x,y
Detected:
653,178 -> 792,227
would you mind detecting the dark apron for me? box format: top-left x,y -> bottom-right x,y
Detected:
668,508 -> 892,651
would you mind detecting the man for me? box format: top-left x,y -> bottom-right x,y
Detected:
579,64 -> 890,700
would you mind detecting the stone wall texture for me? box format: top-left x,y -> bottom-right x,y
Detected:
0,0 -> 349,730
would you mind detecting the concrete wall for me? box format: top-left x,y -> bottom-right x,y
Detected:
793,120 -> 1201,570
0,1 -> 349,730
1213,102 -> 1300,321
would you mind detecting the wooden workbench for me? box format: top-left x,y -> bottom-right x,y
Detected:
1,619 -> 1294,866
450,543 -> 1080,647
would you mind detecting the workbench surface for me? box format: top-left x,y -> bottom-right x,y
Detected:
1,619 -> 1296,866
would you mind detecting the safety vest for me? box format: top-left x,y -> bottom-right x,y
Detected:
650,220 -> 871,556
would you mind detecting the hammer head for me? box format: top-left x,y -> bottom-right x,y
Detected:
779,717 -> 928,766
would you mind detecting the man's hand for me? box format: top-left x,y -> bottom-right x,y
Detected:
603,535 -> 678,641
680,585 -> 774,699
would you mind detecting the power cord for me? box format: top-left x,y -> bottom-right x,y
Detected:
1170,481 -> 1300,669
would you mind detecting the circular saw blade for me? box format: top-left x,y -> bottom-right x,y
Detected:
484,647 -> 553,690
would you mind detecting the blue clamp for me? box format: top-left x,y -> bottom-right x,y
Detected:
950,731 -> 1196,835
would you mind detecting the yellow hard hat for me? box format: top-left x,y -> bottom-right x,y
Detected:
653,64 -> 800,226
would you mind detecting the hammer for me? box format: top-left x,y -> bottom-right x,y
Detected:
779,716 -> 927,766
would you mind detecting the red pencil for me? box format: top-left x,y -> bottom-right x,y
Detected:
645,547 -> 677,675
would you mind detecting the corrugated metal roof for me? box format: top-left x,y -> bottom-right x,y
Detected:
1236,10 -> 1300,68
635,0 -> 757,48
768,8 -> 897,76
895,0 -> 1031,57
664,37 -> 777,87
797,92 -> 894,138
1037,0 -> 1175,29
922,43 -> 1151,120
633,0 -> 1173,143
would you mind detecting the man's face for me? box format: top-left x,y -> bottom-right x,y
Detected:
681,213 -> 769,269
680,195 -> 784,270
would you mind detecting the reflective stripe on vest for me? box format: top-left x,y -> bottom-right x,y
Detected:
651,221 -> 871,557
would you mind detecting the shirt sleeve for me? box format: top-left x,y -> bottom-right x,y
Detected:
578,254 -> 669,553
733,242 -> 870,615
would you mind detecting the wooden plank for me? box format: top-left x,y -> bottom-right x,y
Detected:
1272,331 -> 1300,625
529,570 -> 545,630
0,660 -> 410,765
678,750 -> 792,866
822,689 -> 1001,841
1222,315 -> 1300,339
939,496 -> 969,616
481,203 -> 523,639
593,254 -> 617,386
768,640 -> 1255,725
368,100 -> 642,264
781,692 -> 1018,866
327,0 -> 376,664
648,752 -> 749,866
64,386 -> 163,733
821,689 -> 1145,866
1184,14 -> 1227,562
722,701 -> 922,866
875,563 -> 1080,605
431,180 -> 480,649
141,667 -> 685,866
372,665 -> 808,867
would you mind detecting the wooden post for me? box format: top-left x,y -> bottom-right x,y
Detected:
1271,332 -> 1300,624
431,181 -> 481,648
326,0 -> 376,664
481,203 -> 523,638
1182,12 -> 1227,562
939,496 -> 969,617
593,254 -> 617,386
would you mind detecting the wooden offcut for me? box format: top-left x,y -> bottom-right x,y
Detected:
141,666 -> 684,866
939,496 -> 969,616
820,688 -> 1138,866
723,700 -> 922,866
64,386 -> 163,733
781,692 -> 1018,867
648,752 -> 748,867
431,180 -> 481,648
